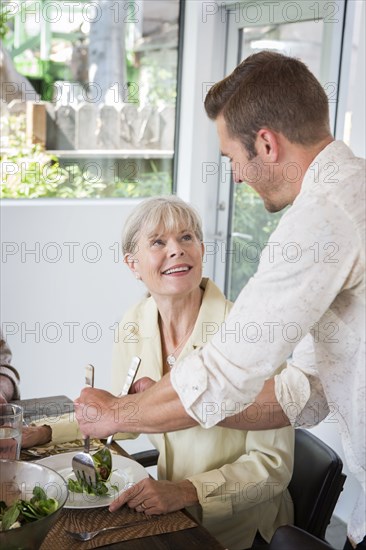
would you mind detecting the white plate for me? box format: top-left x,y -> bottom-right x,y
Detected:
36,451 -> 148,509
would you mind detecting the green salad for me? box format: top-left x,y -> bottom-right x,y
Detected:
69,448 -> 117,496
0,487 -> 59,531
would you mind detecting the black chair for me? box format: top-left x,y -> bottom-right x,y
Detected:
133,429 -> 346,549
268,525 -> 337,550
132,449 -> 159,468
288,428 -> 346,539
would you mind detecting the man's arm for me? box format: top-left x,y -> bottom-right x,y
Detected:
75,375 -> 290,437
219,379 -> 290,430
169,198 -> 355,429
75,374 -> 195,437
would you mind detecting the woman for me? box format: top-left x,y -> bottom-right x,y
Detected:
110,196 -> 294,550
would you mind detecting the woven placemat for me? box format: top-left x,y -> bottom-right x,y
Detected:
40,506 -> 197,549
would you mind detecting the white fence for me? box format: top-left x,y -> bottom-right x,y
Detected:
5,99 -> 175,151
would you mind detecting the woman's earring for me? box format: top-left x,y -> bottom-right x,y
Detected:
135,272 -> 141,280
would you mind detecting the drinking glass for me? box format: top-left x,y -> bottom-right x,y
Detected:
0,404 -> 23,459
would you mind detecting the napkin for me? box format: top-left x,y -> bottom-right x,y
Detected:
31,412 -> 82,444
30,412 -> 137,446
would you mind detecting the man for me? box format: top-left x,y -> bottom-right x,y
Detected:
75,52 -> 365,548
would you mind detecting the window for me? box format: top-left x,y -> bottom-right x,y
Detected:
214,1 -> 346,300
229,19 -> 324,299
1,0 -> 182,199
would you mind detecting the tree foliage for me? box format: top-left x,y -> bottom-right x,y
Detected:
229,184 -> 283,300
0,114 -> 171,199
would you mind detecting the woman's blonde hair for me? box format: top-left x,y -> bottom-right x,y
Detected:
122,196 -> 203,255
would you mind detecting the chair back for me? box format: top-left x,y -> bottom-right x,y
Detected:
268,525 -> 336,550
288,429 -> 346,539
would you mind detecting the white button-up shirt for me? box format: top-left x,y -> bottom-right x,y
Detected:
171,141 -> 365,544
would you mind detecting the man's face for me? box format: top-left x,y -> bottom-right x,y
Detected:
216,114 -> 291,213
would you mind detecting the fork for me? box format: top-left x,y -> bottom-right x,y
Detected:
66,517 -> 155,541
71,364 -> 98,488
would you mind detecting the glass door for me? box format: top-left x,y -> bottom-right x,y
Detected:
214,0 -> 347,299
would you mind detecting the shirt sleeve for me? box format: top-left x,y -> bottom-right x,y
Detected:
0,332 -> 20,400
274,334 -> 330,427
171,197 -> 361,427
187,426 -> 294,522
31,413 -> 82,444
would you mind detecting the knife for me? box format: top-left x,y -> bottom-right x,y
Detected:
105,356 -> 141,447
85,364 -> 95,388
120,356 -> 141,397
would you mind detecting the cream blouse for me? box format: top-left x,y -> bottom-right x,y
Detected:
112,278 -> 294,549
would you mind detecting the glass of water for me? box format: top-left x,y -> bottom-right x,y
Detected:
0,404 -> 22,459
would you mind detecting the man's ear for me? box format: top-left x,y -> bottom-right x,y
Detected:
256,128 -> 279,162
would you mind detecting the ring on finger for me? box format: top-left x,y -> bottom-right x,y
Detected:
141,501 -> 147,510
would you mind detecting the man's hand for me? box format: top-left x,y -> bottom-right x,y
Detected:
109,478 -> 198,514
74,388 -> 138,439
21,425 -> 52,448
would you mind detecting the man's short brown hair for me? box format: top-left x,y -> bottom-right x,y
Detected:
205,51 -> 331,159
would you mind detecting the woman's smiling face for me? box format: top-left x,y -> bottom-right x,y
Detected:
127,224 -> 204,299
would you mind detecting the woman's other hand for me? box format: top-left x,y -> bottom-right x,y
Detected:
130,377 -> 156,394
109,477 -> 198,514
21,425 -> 52,448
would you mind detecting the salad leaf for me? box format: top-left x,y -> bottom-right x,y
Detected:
1,503 -> 20,531
67,478 -> 84,494
31,486 -> 47,502
35,498 -> 59,516
0,487 -> 59,531
69,448 -> 113,495
67,477 -> 110,496
92,447 -> 112,481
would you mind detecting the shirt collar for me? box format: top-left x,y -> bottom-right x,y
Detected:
301,140 -> 355,193
136,278 -> 227,349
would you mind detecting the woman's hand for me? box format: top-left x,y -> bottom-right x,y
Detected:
109,478 -> 198,514
21,425 -> 52,448
130,377 -> 156,394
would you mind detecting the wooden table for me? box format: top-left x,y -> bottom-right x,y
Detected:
17,396 -> 225,550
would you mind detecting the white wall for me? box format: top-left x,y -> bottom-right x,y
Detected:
1,200 -> 146,399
